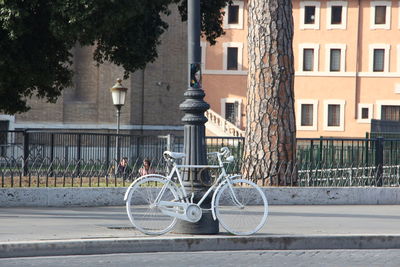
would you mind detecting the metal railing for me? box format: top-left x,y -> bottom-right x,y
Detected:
1,155 -> 399,188
1,130 -> 400,187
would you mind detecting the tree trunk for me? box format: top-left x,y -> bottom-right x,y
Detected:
243,0 -> 297,186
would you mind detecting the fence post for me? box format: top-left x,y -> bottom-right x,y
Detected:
106,134 -> 110,168
22,130 -> 29,176
319,137 -> 323,163
77,134 -> 82,176
50,133 -> 54,176
375,137 -> 384,186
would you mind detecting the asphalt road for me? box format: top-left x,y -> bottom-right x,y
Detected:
2,205 -> 400,242
1,250 -> 400,267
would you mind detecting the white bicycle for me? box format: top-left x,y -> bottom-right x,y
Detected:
124,147 -> 268,235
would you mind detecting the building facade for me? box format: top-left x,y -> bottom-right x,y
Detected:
0,5 -> 187,136
202,0 -> 400,138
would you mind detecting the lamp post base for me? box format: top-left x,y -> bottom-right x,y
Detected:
173,192 -> 219,234
173,210 -> 219,234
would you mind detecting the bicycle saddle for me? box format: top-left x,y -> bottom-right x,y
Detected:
163,151 -> 186,160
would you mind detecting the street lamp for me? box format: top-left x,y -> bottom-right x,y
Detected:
177,0 -> 218,234
110,78 -> 128,167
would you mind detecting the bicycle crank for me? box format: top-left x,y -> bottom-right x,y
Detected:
185,204 -> 202,223
158,201 -> 202,223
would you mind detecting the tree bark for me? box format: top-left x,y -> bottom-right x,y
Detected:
243,0 -> 297,186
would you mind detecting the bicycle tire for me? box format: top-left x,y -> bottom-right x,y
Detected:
214,179 -> 268,235
126,176 -> 179,235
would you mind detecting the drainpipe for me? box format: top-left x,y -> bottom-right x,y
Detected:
354,0 -> 362,119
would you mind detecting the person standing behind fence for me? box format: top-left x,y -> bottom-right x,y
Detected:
117,157 -> 131,180
138,158 -> 155,176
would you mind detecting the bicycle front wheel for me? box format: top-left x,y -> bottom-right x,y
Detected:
214,179 -> 268,235
126,176 -> 179,235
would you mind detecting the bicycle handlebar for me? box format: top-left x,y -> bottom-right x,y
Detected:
164,147 -> 234,165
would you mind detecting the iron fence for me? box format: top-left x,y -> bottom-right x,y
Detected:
1,155 -> 399,188
1,130 -> 400,187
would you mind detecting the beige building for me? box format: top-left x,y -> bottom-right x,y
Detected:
203,0 -> 400,138
2,1 -> 400,139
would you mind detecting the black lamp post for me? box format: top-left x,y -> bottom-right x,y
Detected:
176,0 -> 219,234
110,78 -> 128,167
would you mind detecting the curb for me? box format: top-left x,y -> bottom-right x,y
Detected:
2,187 -> 400,207
1,235 -> 400,258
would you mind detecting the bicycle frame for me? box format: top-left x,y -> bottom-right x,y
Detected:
124,148 -> 268,235
152,154 -> 243,222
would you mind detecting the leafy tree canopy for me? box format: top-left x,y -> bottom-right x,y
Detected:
0,0 -> 229,114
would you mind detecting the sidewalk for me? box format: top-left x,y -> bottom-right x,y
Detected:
1,205 -> 400,257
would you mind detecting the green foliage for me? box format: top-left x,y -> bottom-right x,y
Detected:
0,0 -> 229,114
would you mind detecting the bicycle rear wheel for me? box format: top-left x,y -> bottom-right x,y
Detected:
126,176 -> 179,235
214,179 -> 268,235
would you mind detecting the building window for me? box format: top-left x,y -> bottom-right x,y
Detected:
223,42 -> 243,71
228,4 -> 239,24
221,98 -> 242,127
357,104 -> 373,123
223,1 -> 244,29
225,102 -> 238,124
227,47 -> 238,70
373,49 -> 385,72
327,1 -> 348,29
304,6 -> 316,24
331,6 -> 342,24
381,105 -> 400,121
328,104 -> 340,126
361,108 -> 369,119
300,1 -> 320,29
297,99 -> 318,131
330,49 -> 341,71
303,49 -> 314,71
375,6 -> 387,24
324,100 -> 345,131
369,44 -> 390,72
301,104 -> 314,126
299,44 -> 319,72
325,44 -> 346,72
370,1 -> 391,30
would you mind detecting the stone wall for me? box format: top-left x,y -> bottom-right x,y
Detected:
14,4 -> 187,134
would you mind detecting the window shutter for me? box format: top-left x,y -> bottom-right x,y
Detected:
373,49 -> 384,72
330,49 -> 341,71
328,104 -> 340,127
303,49 -> 314,71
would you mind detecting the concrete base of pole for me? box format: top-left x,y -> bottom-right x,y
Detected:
173,210 -> 219,234
172,190 -> 219,234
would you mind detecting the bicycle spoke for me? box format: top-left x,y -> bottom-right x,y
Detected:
215,179 -> 268,235
126,176 -> 178,235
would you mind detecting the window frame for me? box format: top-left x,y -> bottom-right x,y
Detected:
297,99 -> 318,131
221,98 -> 243,127
299,44 -> 319,73
357,103 -> 374,123
370,1 -> 391,30
376,100 -> 400,120
223,42 -> 243,71
325,44 -> 346,72
323,100 -> 346,131
369,44 -> 390,73
300,1 -> 321,30
223,0 -> 244,30
326,1 -> 348,30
